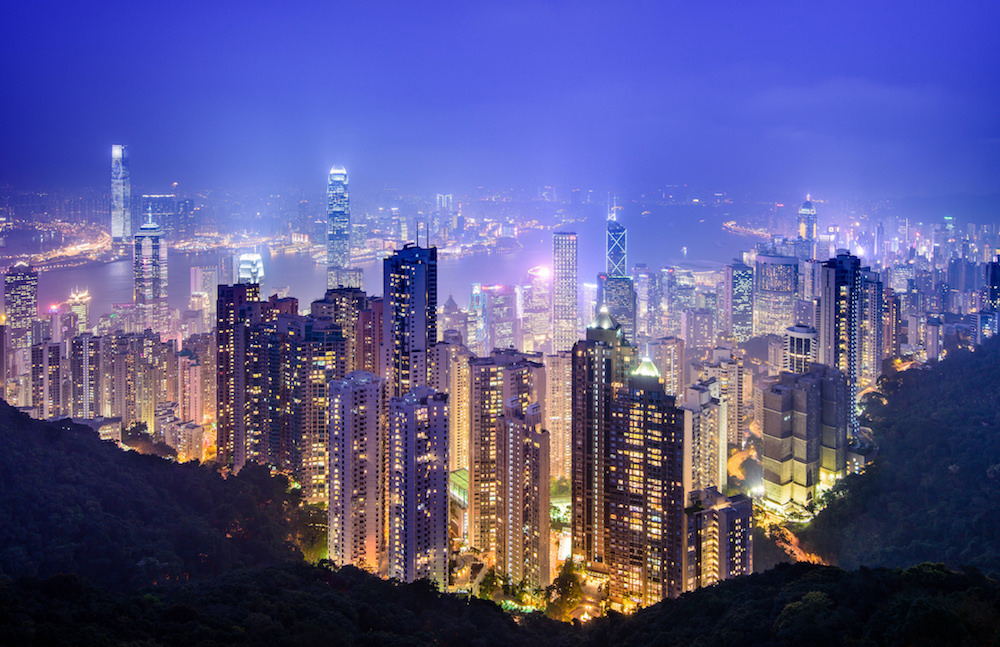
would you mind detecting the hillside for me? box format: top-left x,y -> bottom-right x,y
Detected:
801,337 -> 1000,573
0,402 -> 310,590
2,561 -> 997,645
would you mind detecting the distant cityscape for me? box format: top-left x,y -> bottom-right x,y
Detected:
2,145 -> 999,615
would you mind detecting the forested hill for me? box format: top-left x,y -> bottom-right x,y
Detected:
0,402 -> 308,590
2,562 -> 998,645
802,336 -> 1000,573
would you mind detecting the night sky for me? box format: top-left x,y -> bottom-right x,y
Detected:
2,1 -> 998,198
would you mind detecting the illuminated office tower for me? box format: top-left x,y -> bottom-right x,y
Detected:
683,487 -> 752,593
722,262 -> 753,342
427,340 -> 473,472
440,295 -> 469,345
483,284 -> 517,351
134,220 -> 168,333
597,274 -> 637,343
67,289 -> 91,335
607,211 -> 627,277
142,194 -> 178,241
69,333 -> 102,419
680,379 -> 727,493
606,359 -> 685,609
753,254 -> 798,336
4,261 -> 38,356
386,386 -> 449,589
798,199 -> 818,242
783,324 -> 819,374
759,364 -> 848,513
328,371 -> 384,571
496,400 -> 550,589
544,349 -> 572,480
237,253 -> 265,285
818,251 -> 883,437
383,245 -> 437,398
30,341 -> 64,419
521,266 -> 551,353
552,232 -> 578,351
571,308 -> 634,568
647,336 -> 685,397
111,145 -> 131,246
326,166 -> 351,288
468,348 -> 545,553
469,284 -> 488,356
581,282 -> 598,327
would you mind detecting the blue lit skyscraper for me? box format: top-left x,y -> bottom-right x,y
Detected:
607,214 -> 627,277
327,166 -> 350,288
383,244 -> 438,398
111,145 -> 131,248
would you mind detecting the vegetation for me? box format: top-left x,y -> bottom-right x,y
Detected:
2,561 -> 997,645
0,402 -> 307,590
800,337 -> 1000,574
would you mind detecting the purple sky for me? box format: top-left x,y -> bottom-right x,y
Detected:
2,1 -> 998,198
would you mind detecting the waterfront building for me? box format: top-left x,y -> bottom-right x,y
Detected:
327,166 -> 351,288
722,261 -> 753,342
111,145 -> 131,247
67,289 -> 91,335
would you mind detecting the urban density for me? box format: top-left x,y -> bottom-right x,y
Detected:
3,147 -> 999,615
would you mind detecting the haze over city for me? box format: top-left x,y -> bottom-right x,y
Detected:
2,2 -> 1000,643
2,1 -> 999,199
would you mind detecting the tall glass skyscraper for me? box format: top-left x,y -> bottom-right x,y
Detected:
111,145 -> 131,246
134,219 -> 168,333
607,219 -> 627,277
4,261 -> 38,353
383,244 -> 437,398
552,231 -> 578,351
327,166 -> 350,288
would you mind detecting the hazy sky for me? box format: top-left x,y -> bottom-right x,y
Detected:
2,1 -> 998,198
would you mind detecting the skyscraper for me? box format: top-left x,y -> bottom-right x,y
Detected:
142,194 -> 178,241
4,261 -> 38,354
386,386 -> 449,589
783,324 -> 819,374
326,166 -> 351,289
496,400 -> 550,589
647,336 -> 685,397
607,214 -> 627,277
797,199 -> 818,242
572,308 -> 634,568
544,349 -> 573,480
468,348 -> 546,553
134,220 -> 168,333
597,273 -> 637,343
383,244 -> 437,398
722,261 -> 753,342
552,232 -> 578,351
683,488 -> 753,592
67,289 -> 91,335
606,358 -> 685,608
753,254 -> 799,336
328,370 -> 384,571
111,144 -> 131,248
818,251 -> 883,437
521,266 -> 551,353
759,364 -> 848,513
